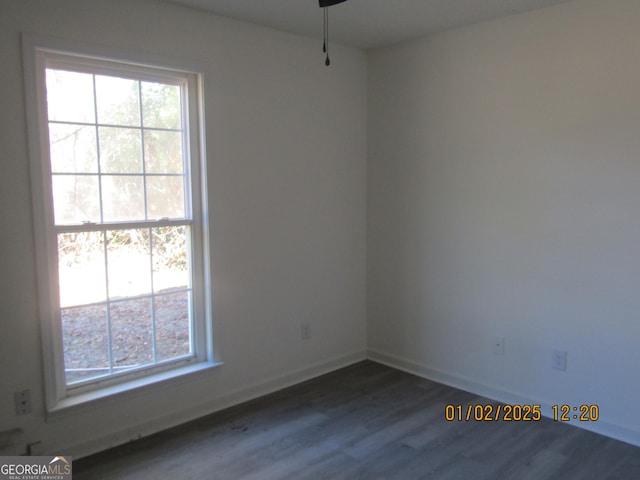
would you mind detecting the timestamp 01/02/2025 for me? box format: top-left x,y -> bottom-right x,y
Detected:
443,403 -> 600,423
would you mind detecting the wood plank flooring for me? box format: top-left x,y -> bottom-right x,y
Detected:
74,361 -> 640,479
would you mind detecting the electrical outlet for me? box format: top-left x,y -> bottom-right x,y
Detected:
301,322 -> 311,340
552,350 -> 567,371
492,336 -> 505,355
14,390 -> 32,416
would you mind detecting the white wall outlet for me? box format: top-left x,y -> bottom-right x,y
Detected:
552,350 -> 567,371
492,336 -> 505,355
14,390 -> 32,415
301,322 -> 311,340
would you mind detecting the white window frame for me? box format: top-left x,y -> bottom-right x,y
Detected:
22,34 -> 218,413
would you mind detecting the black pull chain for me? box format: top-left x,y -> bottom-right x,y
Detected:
323,6 -> 331,66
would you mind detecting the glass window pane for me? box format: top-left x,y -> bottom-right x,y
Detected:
62,304 -> 109,384
46,69 -> 95,123
154,292 -> 191,361
58,232 -> 107,308
142,82 -> 181,130
52,174 -> 100,224
152,226 -> 189,292
49,124 -> 98,173
110,298 -> 153,368
102,175 -> 145,222
99,127 -> 142,174
95,75 -> 140,127
146,176 -> 185,219
144,130 -> 183,174
106,229 -> 151,299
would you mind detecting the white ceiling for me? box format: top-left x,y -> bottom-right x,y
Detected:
162,0 -> 575,49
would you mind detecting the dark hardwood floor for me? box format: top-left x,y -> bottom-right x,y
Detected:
74,361 -> 640,479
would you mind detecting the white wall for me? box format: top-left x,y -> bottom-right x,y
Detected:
4,0 -> 640,457
368,0 -> 640,445
0,0 -> 367,456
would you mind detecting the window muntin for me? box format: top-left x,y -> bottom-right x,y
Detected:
38,54 -> 206,392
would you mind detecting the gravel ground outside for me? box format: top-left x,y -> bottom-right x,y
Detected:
62,290 -> 190,384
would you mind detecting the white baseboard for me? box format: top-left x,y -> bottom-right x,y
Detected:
64,350 -> 367,459
367,348 -> 640,448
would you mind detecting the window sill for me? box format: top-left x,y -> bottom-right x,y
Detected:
47,361 -> 223,418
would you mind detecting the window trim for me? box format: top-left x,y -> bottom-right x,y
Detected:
22,33 -> 218,413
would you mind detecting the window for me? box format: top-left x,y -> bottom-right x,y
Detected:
24,37 -> 213,410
